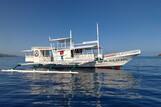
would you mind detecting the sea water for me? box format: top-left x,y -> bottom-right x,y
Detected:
0,56 -> 161,107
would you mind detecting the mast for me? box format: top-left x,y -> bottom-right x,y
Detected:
49,36 -> 52,47
70,30 -> 72,49
49,36 -> 54,61
96,23 -> 100,58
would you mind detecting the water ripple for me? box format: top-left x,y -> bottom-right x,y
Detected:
0,57 -> 161,107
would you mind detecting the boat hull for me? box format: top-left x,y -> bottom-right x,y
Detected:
19,50 -> 141,70
34,54 -> 133,70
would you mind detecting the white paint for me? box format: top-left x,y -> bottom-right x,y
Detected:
1,69 -> 78,74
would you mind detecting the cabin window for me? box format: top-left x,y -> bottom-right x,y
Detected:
75,49 -> 82,54
41,50 -> 51,57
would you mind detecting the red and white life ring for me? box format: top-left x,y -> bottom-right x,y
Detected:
34,50 -> 39,57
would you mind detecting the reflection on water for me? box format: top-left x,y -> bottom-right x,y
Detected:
1,57 -> 161,107
21,69 -> 142,105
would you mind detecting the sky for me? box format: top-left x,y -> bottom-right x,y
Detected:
0,0 -> 161,56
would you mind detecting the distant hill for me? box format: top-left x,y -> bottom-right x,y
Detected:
0,53 -> 17,57
159,54 -> 161,56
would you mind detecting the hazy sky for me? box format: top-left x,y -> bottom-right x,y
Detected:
0,0 -> 161,55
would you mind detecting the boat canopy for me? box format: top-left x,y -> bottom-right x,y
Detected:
22,50 -> 32,52
73,40 -> 98,50
49,37 -> 71,43
32,47 -> 53,50
82,40 -> 98,44
73,44 -> 97,50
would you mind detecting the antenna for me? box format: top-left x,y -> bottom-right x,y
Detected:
96,23 -> 100,58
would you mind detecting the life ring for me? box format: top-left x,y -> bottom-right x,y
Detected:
34,50 -> 39,57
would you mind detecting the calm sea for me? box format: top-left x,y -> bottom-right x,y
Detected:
0,56 -> 161,107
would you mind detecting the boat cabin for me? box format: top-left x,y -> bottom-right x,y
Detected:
23,47 -> 53,63
23,29 -> 103,63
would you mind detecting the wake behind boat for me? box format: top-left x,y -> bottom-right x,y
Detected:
1,24 -> 141,73
1,69 -> 78,74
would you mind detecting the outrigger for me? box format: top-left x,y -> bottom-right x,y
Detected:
1,24 -> 141,73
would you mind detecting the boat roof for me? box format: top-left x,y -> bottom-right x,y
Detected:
22,50 -> 32,52
22,47 -> 53,52
73,44 -> 97,50
49,37 -> 71,42
32,47 -> 53,50
72,40 -> 98,49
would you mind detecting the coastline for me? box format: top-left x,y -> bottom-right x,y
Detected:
0,53 -> 17,57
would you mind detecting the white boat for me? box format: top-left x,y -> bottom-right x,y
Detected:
21,24 -> 141,70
